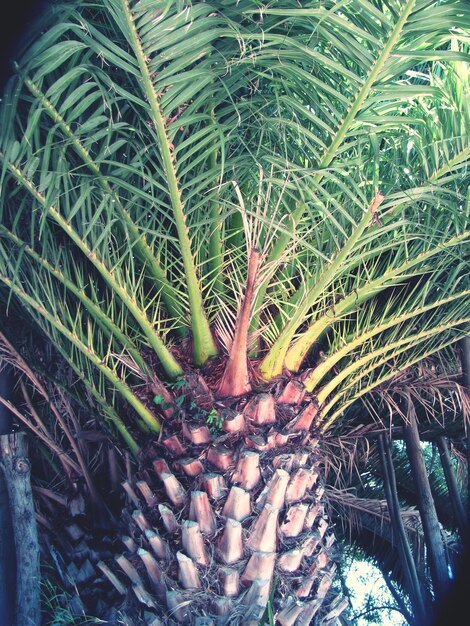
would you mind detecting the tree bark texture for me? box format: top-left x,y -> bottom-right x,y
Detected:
0,365 -> 16,624
0,364 -> 14,433
0,462 -> 16,626
96,387 -> 347,625
0,432 -> 41,626
403,413 -> 450,601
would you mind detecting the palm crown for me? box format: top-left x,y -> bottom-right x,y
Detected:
0,0 -> 468,623
0,0 -> 468,445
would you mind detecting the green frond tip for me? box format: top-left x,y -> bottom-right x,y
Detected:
22,75 -> 185,330
1,157 -> 184,380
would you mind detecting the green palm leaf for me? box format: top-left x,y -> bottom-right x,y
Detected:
0,0 -> 468,440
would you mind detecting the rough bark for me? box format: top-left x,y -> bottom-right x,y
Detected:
0,432 -> 41,626
0,364 -> 14,433
0,365 -> 16,625
0,452 -> 15,626
403,412 -> 450,601
98,380 -> 346,625
432,338 -> 470,626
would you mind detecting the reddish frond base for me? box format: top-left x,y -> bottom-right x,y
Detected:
217,250 -> 261,398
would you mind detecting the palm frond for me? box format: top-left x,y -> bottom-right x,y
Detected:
0,0 -> 468,443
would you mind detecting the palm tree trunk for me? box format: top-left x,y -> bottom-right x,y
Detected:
98,384 -> 347,625
378,433 -> 426,624
432,338 -> 470,626
435,436 -> 466,540
402,410 -> 450,601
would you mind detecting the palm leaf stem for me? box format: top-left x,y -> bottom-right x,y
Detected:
98,408 -> 140,456
208,144 -> 225,296
46,345 -> 140,456
248,205 -> 301,346
217,248 -> 260,397
119,0 -> 217,366
23,75 -> 186,332
315,0 -> 417,168
304,290 -> 470,393
267,231 -> 412,338
288,230 -> 470,378
259,193 -> 384,378
2,159 -> 183,379
0,225 -> 152,380
321,320 -> 468,414
52,342 -> 145,454
0,273 -> 161,434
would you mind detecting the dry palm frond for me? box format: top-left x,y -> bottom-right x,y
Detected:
365,351 -> 468,436
321,432 -> 375,491
326,486 -> 425,564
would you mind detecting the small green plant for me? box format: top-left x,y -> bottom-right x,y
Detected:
153,394 -> 181,410
168,379 -> 188,392
154,380 -> 224,431
206,408 -> 224,432
258,584 -> 276,625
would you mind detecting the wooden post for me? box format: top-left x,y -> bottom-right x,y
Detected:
0,432 -> 41,626
0,465 -> 15,625
0,365 -> 15,626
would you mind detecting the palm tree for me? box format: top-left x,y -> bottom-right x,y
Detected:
0,0 -> 468,624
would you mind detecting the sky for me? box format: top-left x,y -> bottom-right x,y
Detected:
345,560 -> 407,625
